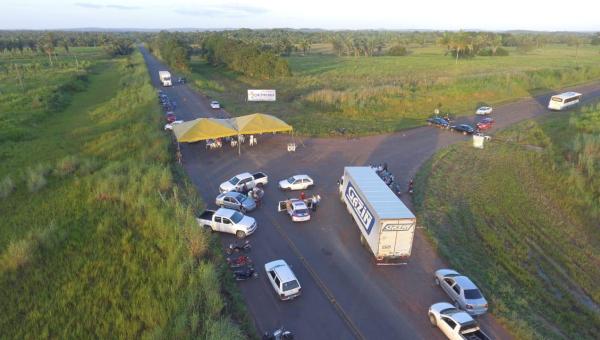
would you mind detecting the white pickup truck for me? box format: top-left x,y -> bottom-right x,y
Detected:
428,302 -> 491,340
219,172 -> 268,193
196,208 -> 257,239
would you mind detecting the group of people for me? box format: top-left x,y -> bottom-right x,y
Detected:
242,185 -> 264,207
370,162 -> 414,196
300,191 -> 321,211
205,135 -> 258,150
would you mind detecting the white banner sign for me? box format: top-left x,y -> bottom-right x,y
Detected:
248,89 -> 276,102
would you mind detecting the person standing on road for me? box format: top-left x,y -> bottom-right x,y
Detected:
300,191 -> 306,200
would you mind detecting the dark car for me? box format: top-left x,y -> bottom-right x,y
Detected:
427,117 -> 450,129
178,77 -> 186,84
476,117 -> 494,131
450,124 -> 475,135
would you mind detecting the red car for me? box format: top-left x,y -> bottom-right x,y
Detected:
166,112 -> 177,123
476,117 -> 494,131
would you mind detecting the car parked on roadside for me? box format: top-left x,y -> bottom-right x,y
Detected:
476,117 -> 494,131
428,302 -> 491,340
210,100 -> 220,109
435,269 -> 488,315
450,124 -> 475,135
278,174 -> 314,191
278,199 -> 311,222
476,106 -> 493,115
215,191 -> 257,213
427,117 -> 450,129
196,208 -> 257,239
265,259 -> 302,300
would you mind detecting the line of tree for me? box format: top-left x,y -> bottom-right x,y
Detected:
148,31 -> 191,71
200,35 -> 291,79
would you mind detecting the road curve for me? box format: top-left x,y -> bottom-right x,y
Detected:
140,47 -> 600,340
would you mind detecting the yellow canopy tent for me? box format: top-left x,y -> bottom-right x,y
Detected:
229,113 -> 293,135
172,118 -> 238,142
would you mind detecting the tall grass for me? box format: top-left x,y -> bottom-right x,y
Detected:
189,44 -> 600,135
414,103 -> 600,339
0,49 -> 249,338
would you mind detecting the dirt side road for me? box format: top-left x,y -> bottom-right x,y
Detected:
141,47 -> 600,340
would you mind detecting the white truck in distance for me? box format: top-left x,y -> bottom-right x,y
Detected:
338,166 -> 416,264
196,208 -> 257,239
158,70 -> 172,87
219,172 -> 268,193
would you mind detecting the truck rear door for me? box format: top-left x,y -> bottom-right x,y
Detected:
378,221 -> 415,258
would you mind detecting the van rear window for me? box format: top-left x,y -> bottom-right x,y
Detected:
283,280 -> 300,291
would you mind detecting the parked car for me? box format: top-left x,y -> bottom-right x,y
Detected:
210,100 -> 220,109
215,191 -> 256,213
476,106 -> 493,115
435,269 -> 488,315
278,199 -> 311,222
264,259 -> 302,300
427,117 -> 450,128
177,77 -> 186,84
278,174 -> 314,191
476,117 -> 494,131
428,302 -> 491,340
219,172 -> 269,193
166,112 -> 177,123
450,124 -> 475,135
196,208 -> 257,239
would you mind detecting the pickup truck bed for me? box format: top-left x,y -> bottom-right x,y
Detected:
463,330 -> 491,340
198,210 -> 215,221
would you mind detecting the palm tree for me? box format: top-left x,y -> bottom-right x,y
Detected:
451,31 -> 469,64
41,32 -> 57,66
437,32 -> 452,55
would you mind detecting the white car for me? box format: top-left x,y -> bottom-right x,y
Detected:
164,120 -> 184,130
435,269 -> 488,315
475,106 -> 493,115
278,199 -> 311,222
278,175 -> 314,191
428,303 -> 491,340
210,100 -> 220,109
265,259 -> 301,300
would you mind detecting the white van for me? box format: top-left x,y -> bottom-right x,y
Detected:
548,92 -> 582,111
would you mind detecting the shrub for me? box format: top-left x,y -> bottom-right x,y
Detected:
26,165 -> 48,192
55,155 -> 79,177
0,238 -> 33,272
386,45 -> 409,56
0,176 -> 15,198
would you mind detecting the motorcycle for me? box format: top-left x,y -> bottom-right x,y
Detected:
407,179 -> 414,195
226,239 -> 252,255
233,265 -> 258,281
227,255 -> 253,268
263,326 -> 294,340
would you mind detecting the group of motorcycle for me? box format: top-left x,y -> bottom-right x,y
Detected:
370,163 -> 414,197
225,240 -> 258,281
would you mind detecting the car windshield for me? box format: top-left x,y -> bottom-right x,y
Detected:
287,177 -> 295,183
464,289 -> 483,299
229,176 -> 240,185
551,97 -> 563,102
283,280 -> 300,291
230,212 -> 244,223
237,194 -> 247,202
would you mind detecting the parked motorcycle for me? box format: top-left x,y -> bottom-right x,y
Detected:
227,255 -> 253,268
226,239 -> 252,255
263,326 -> 294,340
232,265 -> 258,281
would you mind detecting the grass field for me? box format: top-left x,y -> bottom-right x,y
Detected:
188,44 -> 600,135
0,49 -> 250,338
413,104 -> 600,339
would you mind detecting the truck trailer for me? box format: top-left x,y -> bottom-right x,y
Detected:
339,166 -> 416,264
158,70 -> 172,87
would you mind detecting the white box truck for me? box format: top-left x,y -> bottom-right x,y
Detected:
158,70 -> 172,86
338,166 -> 416,264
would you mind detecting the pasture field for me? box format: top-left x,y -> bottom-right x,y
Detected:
413,103 -> 600,339
0,49 -> 249,338
189,44 -> 600,135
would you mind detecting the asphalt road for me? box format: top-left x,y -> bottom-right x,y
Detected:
140,47 -> 600,340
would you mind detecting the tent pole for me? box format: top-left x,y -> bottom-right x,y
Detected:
238,134 -> 241,156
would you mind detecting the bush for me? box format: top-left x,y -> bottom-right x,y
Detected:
0,176 -> 15,198
26,165 -> 49,192
386,45 -> 409,56
55,155 -> 79,177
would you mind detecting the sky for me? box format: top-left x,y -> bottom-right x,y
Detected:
1,0 -> 599,31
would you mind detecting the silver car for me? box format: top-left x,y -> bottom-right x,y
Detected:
215,192 -> 256,213
435,269 -> 488,316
